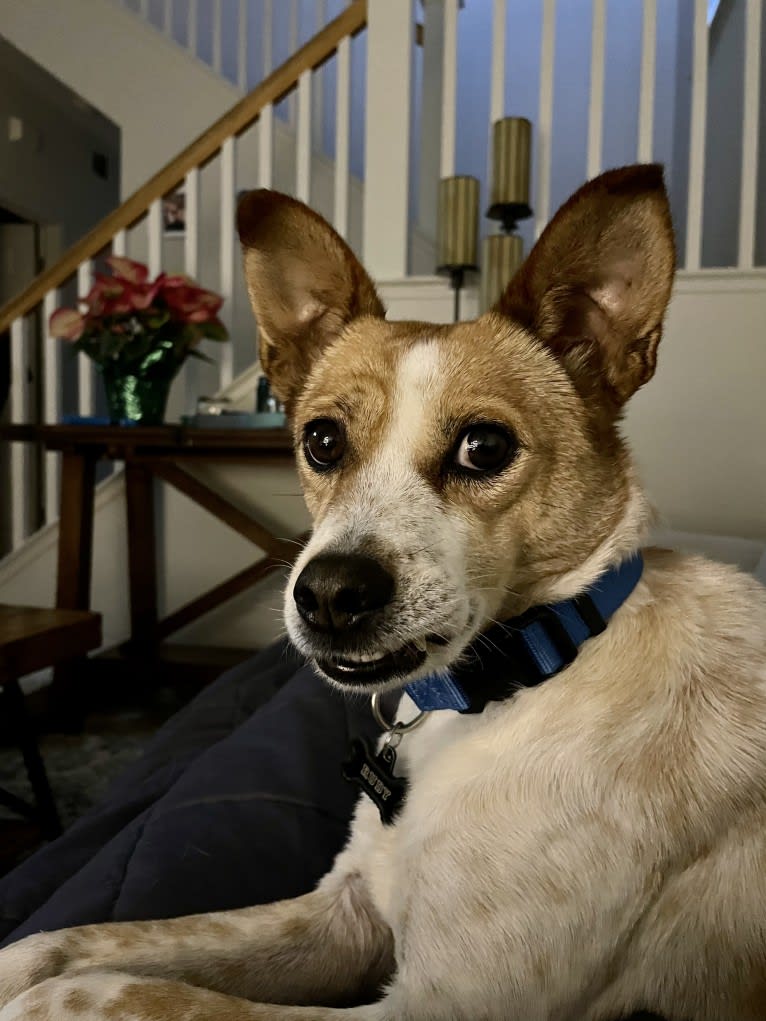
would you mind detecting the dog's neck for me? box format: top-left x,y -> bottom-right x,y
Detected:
404,550 -> 645,715
522,479 -> 653,610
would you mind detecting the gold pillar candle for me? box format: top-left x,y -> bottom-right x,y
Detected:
437,176 -> 480,271
480,233 -> 524,313
488,117 -> 532,220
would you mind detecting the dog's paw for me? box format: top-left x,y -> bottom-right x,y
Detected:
0,932 -> 69,1009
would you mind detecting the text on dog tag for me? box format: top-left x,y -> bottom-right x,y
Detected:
342,737 -> 407,825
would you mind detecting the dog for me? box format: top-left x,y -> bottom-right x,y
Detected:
1,164 -> 765,1020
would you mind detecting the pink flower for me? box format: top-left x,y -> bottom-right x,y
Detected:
82,273 -> 163,317
49,256 -> 227,360
162,281 -> 223,323
130,274 -> 166,310
104,256 -> 150,285
50,308 -> 86,341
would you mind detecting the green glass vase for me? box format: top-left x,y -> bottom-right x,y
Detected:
99,344 -> 183,425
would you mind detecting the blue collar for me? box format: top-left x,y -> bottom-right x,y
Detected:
404,552 -> 644,714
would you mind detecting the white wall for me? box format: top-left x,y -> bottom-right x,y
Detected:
626,272 -> 766,538
0,38 -> 120,246
0,0 -> 244,198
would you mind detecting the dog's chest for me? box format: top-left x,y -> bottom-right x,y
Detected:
343,695 -> 520,926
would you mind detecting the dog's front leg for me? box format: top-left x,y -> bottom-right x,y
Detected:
0,973 -> 427,1021
0,870 -> 394,1011
0,972 -> 261,1021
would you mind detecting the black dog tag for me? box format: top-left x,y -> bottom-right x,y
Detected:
342,736 -> 407,825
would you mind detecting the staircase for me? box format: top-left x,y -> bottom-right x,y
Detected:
1,0 -> 765,653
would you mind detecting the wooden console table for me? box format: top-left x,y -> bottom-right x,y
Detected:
0,424 -> 303,698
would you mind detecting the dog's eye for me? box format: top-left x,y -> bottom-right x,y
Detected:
303,419 -> 346,471
452,425 -> 517,474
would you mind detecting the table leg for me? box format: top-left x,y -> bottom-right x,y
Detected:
125,463 -> 158,652
3,677 -> 62,839
52,451 -> 97,721
55,450 -> 97,610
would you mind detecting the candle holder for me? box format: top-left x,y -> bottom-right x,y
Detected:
486,116 -> 532,230
480,234 -> 524,314
436,175 -> 479,322
481,117 -> 533,312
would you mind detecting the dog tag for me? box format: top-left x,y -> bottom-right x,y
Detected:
342,736 -> 407,825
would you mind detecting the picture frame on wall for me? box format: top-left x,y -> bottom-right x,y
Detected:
162,187 -> 186,235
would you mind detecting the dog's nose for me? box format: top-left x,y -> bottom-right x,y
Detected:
293,553 -> 395,634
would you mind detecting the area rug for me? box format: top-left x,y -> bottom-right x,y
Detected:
0,714 -> 152,831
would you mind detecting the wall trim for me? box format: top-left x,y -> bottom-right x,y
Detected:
673,268 -> 766,293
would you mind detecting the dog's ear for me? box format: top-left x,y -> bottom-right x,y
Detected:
494,164 -> 675,410
237,189 -> 385,410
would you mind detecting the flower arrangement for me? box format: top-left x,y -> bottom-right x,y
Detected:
50,256 -> 228,364
50,257 -> 229,424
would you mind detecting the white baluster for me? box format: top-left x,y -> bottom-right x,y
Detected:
185,167 -> 201,413
258,0 -> 274,189
219,139 -> 236,389
259,104 -> 274,188
189,0 -> 198,58
148,198 -> 163,278
77,262 -> 95,417
587,0 -> 605,179
440,0 -> 459,180
139,0 -> 149,17
738,0 -> 762,268
535,0 -> 557,238
364,0 -> 414,278
105,233 -> 127,475
238,0 -> 248,90
637,0 -> 657,162
9,318 -> 30,549
313,0 -> 328,153
288,0 -> 299,123
490,0 -> 507,125
162,0 -> 171,36
296,70 -> 312,202
112,229 -> 127,258
334,36 -> 351,237
42,291 -> 61,522
685,0 -> 708,271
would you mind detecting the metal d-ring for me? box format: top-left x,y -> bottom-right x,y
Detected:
370,692 -> 428,734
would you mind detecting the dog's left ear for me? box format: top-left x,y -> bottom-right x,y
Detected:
237,189 -> 385,411
494,164 -> 675,409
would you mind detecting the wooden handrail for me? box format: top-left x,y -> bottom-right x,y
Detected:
0,0 -> 367,335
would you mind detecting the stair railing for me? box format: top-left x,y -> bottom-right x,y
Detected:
0,0 -> 367,552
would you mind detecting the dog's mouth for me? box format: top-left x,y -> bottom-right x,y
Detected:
315,633 -> 450,687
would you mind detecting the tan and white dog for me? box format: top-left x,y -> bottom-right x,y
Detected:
1,165 -> 765,1021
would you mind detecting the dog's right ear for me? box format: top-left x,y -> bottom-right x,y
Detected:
237,190 -> 385,411
493,164 -> 675,413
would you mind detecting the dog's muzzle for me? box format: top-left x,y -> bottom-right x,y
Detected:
293,552 -> 395,635
292,552 -> 437,685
